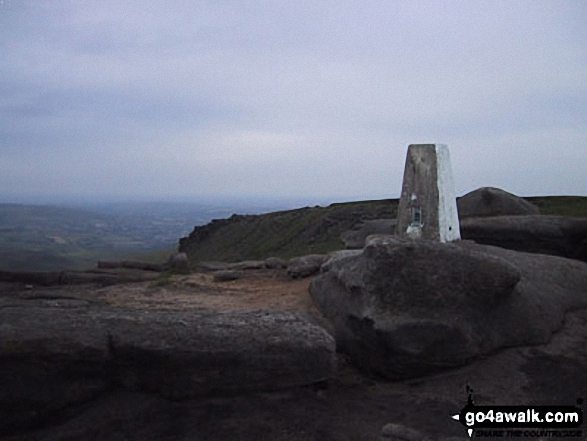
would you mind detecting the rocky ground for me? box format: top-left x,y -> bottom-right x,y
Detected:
1,268 -> 586,440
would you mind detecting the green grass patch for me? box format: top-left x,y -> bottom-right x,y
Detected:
525,196 -> 587,218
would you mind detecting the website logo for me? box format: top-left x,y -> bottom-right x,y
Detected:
451,386 -> 583,438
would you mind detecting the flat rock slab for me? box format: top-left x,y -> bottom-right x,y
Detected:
0,304 -> 335,432
461,214 -> 587,262
0,269 -> 161,286
213,269 -> 243,281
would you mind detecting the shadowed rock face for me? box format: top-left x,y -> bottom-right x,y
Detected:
341,215 -> 587,262
310,236 -> 587,380
0,307 -> 335,433
457,187 -> 540,218
460,215 -> 587,262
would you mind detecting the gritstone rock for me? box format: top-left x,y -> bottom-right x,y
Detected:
0,308 -> 335,432
213,270 -> 243,282
310,236 -> 587,379
457,187 -> 539,218
287,254 -> 330,278
225,260 -> 266,270
461,215 -> 587,262
265,257 -> 287,269
380,423 -> 433,441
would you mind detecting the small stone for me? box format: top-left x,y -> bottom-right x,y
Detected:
213,270 -> 242,282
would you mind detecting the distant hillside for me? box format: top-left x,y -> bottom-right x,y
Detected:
179,200 -> 397,262
179,195 -> 587,263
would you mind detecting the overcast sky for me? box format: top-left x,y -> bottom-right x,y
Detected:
1,0 -> 586,204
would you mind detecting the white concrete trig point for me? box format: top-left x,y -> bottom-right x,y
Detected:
396,144 -> 460,242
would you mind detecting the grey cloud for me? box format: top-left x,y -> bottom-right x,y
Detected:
1,0 -> 586,202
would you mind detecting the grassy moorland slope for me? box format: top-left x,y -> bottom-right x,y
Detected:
179,196 -> 587,263
525,196 -> 587,218
179,199 -> 398,262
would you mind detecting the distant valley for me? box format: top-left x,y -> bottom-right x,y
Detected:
0,200 -> 292,271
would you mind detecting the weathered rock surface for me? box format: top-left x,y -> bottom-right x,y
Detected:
310,236 -> 587,379
380,423 -> 433,441
197,261 -> 231,271
341,214 -> 587,262
1,274 -> 586,440
0,269 -> 160,286
461,215 -> 587,262
213,270 -> 243,282
341,219 -> 396,249
225,260 -> 266,270
287,254 -> 330,278
457,187 -> 539,218
196,260 -> 267,271
264,257 -> 287,269
0,304 -> 335,433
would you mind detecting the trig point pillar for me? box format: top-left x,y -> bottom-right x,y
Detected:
396,144 -> 460,242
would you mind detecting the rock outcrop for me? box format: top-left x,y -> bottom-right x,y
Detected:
457,187 -> 539,218
0,269 -> 161,286
0,305 -> 335,432
461,215 -> 587,262
264,257 -> 287,269
340,214 -> 587,262
225,260 -> 266,270
310,236 -> 587,379
195,260 -> 267,271
213,270 -> 243,282
287,254 -> 330,278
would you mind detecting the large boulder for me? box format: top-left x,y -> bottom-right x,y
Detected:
310,236 -> 587,379
0,306 -> 335,432
457,187 -> 539,218
461,215 -> 587,262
